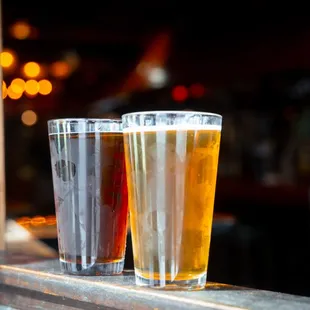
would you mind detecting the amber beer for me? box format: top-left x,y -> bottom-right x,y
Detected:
48,119 -> 128,275
123,111 -> 221,290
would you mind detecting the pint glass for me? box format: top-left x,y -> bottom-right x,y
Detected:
48,119 -> 128,275
122,111 -> 222,289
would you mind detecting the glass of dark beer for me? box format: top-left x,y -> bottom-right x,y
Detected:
48,119 -> 128,275
122,111 -> 222,290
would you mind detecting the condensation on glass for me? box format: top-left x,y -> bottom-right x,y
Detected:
48,119 -> 128,275
122,111 -> 222,290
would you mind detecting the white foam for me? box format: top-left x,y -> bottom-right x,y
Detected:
123,124 -> 221,133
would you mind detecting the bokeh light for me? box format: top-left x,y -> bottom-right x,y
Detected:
2,81 -> 7,99
31,216 -> 46,226
17,215 -> 56,227
10,21 -> 31,40
50,61 -> 70,78
11,78 -> 25,94
7,86 -> 22,100
16,216 -> 31,227
25,80 -> 39,95
189,83 -> 206,98
172,85 -> 188,102
21,110 -> 38,126
45,215 -> 56,226
38,79 -> 52,95
1,51 -> 15,68
23,62 -> 41,78
148,67 -> 168,88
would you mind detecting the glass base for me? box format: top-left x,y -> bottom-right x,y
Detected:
135,271 -> 207,290
60,258 -> 124,276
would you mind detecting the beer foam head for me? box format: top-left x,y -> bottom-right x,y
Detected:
123,124 -> 222,133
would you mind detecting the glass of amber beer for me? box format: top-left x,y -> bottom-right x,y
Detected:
48,119 -> 128,275
122,111 -> 222,290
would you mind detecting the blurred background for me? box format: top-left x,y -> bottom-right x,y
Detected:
2,1 -> 310,297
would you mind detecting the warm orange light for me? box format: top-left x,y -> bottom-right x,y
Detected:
11,78 -> 25,94
7,86 -> 22,99
10,21 -> 31,40
50,61 -> 70,78
45,215 -> 57,226
2,81 -> 7,99
38,79 -> 52,95
1,51 -> 14,68
30,216 -> 46,226
172,85 -> 188,102
16,216 -> 31,226
25,80 -> 39,95
23,62 -> 40,78
21,109 -> 38,126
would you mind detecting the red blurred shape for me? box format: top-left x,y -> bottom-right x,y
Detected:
189,83 -> 206,98
172,85 -> 188,102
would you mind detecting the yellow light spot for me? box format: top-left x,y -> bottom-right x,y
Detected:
2,81 -> 7,99
10,21 -> 31,40
45,215 -> 56,226
31,216 -> 46,226
11,78 -> 25,94
1,51 -> 14,68
21,109 -> 38,126
38,79 -> 52,95
17,165 -> 36,181
25,80 -> 39,95
50,61 -> 70,78
7,86 -> 22,99
23,62 -> 40,78
16,216 -> 31,226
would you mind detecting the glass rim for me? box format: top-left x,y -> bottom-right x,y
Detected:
47,118 -> 122,125
47,118 -> 122,135
122,110 -> 222,119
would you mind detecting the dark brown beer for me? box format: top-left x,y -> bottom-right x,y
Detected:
49,132 -> 128,275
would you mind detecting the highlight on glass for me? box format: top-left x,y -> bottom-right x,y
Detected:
122,111 -> 222,290
48,118 -> 128,275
